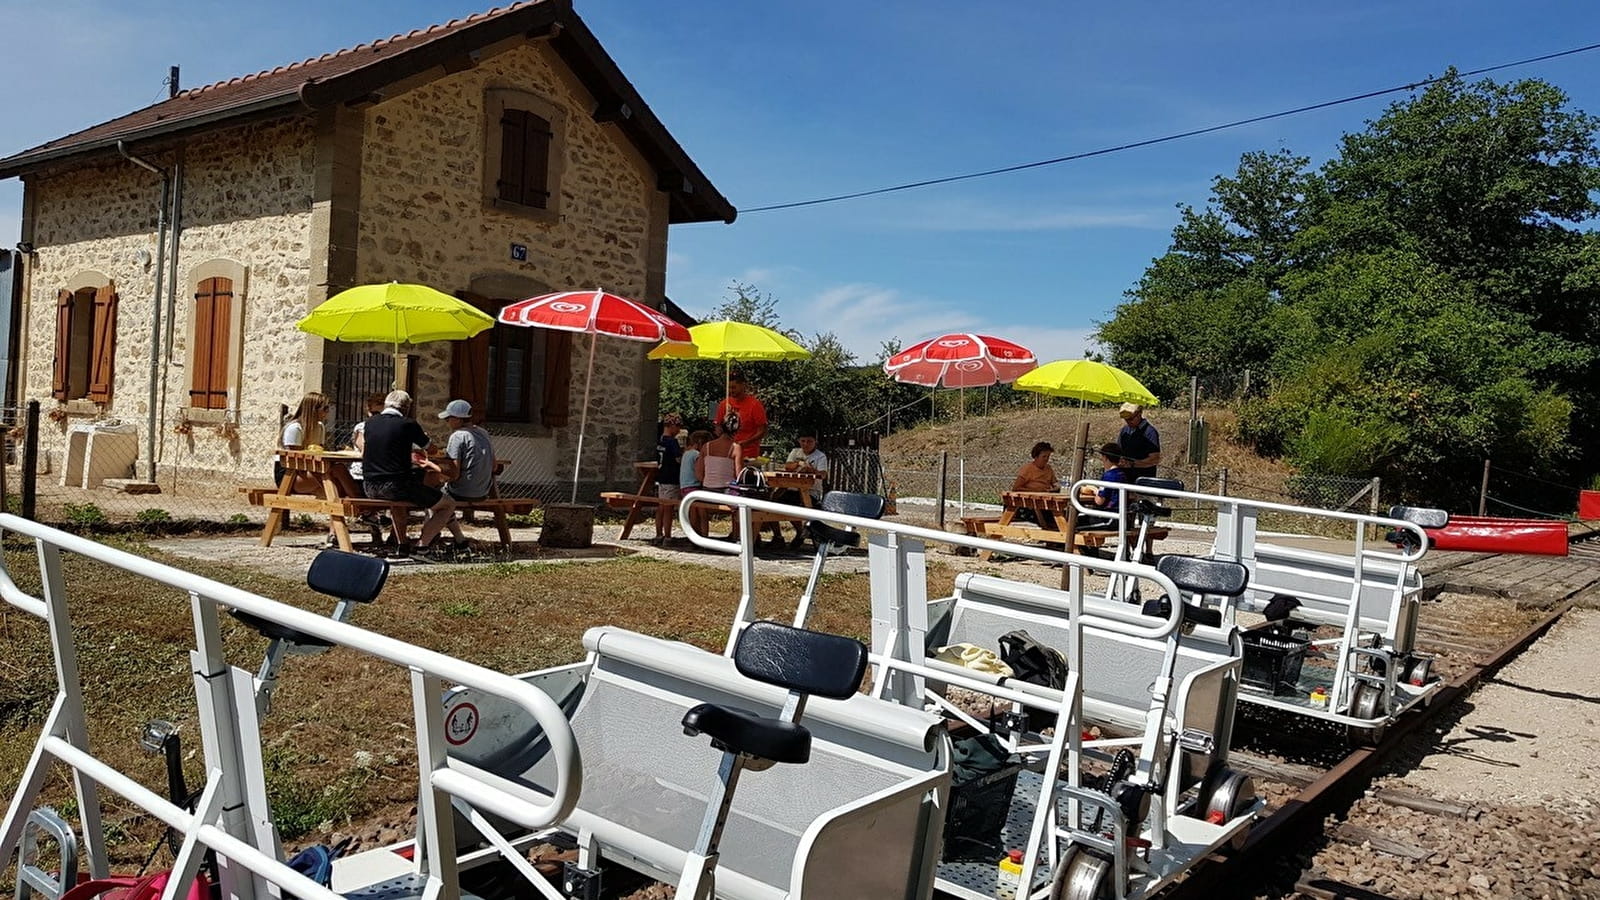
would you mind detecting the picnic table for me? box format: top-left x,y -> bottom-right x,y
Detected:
976,490 -> 1167,561
250,449 -> 536,551
602,463 -> 821,540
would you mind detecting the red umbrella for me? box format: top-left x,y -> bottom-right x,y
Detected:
883,333 -> 1036,388
499,290 -> 691,501
884,333 -> 1036,514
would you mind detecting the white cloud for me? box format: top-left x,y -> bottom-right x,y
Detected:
787,282 -> 1099,365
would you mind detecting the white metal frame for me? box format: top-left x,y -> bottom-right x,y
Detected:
1068,480 -> 1437,727
677,491 -> 1255,900
0,513 -> 581,900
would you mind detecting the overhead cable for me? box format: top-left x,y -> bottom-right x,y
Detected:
741,41 -> 1600,214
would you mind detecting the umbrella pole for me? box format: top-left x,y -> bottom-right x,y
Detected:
958,386 -> 965,515
569,334 -> 598,503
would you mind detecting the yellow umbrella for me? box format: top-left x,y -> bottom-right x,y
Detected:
648,321 -> 811,426
1013,358 -> 1158,405
297,282 -> 495,386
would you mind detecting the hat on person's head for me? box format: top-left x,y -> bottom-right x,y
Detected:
661,413 -> 683,426
438,399 -> 473,419
1098,442 -> 1124,460
1118,402 -> 1143,419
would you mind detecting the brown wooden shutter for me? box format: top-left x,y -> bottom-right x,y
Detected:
451,291 -> 491,422
498,109 -> 528,205
190,277 -> 233,409
87,284 -> 118,403
52,289 -> 72,401
541,330 -> 572,428
522,112 -> 553,209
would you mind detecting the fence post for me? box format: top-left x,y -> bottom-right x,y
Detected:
1218,467 -> 1229,496
1478,459 -> 1490,517
22,400 -> 39,520
1369,476 -> 1381,542
935,451 -> 948,531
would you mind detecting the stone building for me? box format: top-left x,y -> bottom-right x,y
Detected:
0,0 -> 733,496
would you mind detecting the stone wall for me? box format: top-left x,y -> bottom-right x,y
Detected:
20,117 -> 319,485
354,40 -> 664,488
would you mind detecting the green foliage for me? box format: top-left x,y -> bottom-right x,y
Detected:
441,600 -> 480,618
262,746 -> 373,840
506,509 -> 543,527
659,281 -> 930,446
1099,72 -> 1600,505
135,508 -> 173,529
226,513 -> 251,526
293,514 -> 316,530
62,503 -> 107,528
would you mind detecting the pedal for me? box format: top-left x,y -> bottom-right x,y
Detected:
561,861 -> 602,900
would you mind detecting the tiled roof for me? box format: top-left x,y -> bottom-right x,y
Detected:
0,0 -> 734,224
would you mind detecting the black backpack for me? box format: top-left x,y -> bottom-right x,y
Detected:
997,629 -> 1069,690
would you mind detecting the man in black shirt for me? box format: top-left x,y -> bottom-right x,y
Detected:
1117,403 -> 1162,482
362,390 -> 456,555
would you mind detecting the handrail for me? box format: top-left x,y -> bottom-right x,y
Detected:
676,490 -> 1185,641
1066,479 -> 1431,564
0,512 -> 581,831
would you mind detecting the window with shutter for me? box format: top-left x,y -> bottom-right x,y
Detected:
52,289 -> 72,401
86,285 -> 118,404
190,277 -> 233,410
452,291 -> 547,424
484,89 -> 565,221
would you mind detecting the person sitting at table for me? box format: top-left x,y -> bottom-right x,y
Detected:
680,429 -> 710,537
437,399 -> 494,550
700,421 -> 743,542
276,391 -> 330,490
776,430 -> 829,549
1076,443 -> 1132,530
653,413 -> 684,546
348,392 -> 387,482
1010,441 -> 1060,530
362,390 -> 455,559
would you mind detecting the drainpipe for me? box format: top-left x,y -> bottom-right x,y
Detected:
157,149 -> 184,481
116,140 -> 166,483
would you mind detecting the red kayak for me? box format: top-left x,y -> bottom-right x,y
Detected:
1422,515 -> 1569,556
1387,507 -> 1569,555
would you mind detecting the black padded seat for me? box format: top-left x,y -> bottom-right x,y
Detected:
1156,555 -> 1249,599
307,549 -> 389,603
1133,477 -> 1181,517
229,609 -> 333,648
682,704 -> 811,764
807,491 -> 886,547
821,491 -> 886,520
1388,505 -> 1449,530
682,621 -> 869,765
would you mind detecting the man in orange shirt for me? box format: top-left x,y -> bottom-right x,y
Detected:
714,371 -> 768,459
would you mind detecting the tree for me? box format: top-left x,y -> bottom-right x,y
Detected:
1099,73 -> 1600,506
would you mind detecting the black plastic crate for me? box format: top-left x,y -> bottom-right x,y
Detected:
941,761 -> 1022,862
1240,629 -> 1309,696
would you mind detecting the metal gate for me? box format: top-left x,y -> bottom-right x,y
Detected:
822,429 -> 884,496
322,351 -> 400,446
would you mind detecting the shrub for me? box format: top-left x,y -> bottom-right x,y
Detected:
226,513 -> 251,526
135,508 -> 173,529
262,747 -> 372,841
62,503 -> 108,528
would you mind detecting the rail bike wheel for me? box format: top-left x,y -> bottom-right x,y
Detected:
1049,846 -> 1113,900
1345,682 -> 1387,745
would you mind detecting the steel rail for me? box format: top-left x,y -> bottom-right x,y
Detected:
1163,597 -> 1575,898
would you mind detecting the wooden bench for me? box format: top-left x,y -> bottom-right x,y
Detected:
345,495 -> 538,548
237,484 -> 278,506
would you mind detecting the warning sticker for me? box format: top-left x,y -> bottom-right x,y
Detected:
445,702 -> 479,746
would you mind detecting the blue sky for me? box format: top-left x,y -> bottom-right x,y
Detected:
4,1 -> 1600,365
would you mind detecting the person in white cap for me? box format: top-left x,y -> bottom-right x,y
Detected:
438,399 -> 495,547
1116,403 -> 1161,481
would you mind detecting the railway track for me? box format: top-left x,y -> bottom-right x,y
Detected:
1164,595 -> 1576,899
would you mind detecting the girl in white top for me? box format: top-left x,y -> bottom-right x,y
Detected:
699,422 -> 741,490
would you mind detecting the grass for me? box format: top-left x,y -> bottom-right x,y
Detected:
0,537 -> 938,870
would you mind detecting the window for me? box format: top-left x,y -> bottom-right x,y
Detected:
483,88 -> 566,221
451,292 -> 571,426
52,282 -> 117,403
189,276 -> 234,409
